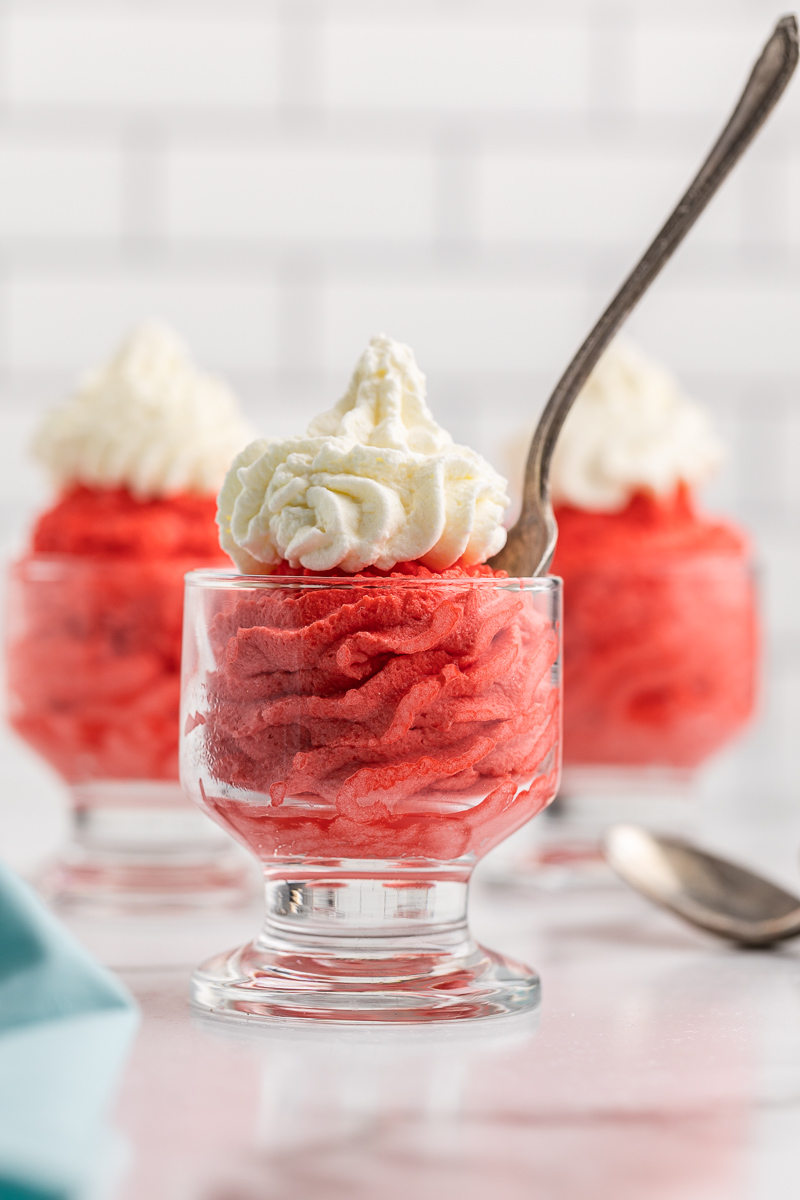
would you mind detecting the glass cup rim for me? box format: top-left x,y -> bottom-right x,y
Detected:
184,568 -> 562,594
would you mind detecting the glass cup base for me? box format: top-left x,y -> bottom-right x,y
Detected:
42,781 -> 254,911
190,867 -> 540,1024
190,940 -> 540,1024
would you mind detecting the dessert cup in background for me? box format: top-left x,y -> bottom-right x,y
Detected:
7,552 -> 249,908
5,324 -> 254,908
488,340 -> 759,888
555,496 -> 756,770
181,569 -> 561,1022
532,521 -> 756,885
183,334 -> 561,1022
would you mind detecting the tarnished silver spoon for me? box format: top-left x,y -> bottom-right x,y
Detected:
604,824 -> 800,948
490,15 -> 799,578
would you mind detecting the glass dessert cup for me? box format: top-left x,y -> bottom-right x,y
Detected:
181,570 -> 562,1023
489,551 -> 757,889
6,555 -> 250,909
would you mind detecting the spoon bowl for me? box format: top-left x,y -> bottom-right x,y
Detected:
604,824 -> 800,947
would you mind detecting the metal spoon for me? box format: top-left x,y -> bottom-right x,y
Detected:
490,15 -> 799,578
604,824 -> 800,947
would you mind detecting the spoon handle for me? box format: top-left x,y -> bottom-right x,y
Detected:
493,15 -> 798,577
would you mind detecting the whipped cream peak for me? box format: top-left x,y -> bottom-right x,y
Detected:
219,333 -> 510,574
307,336 -> 448,455
550,338 -> 724,511
34,322 -> 253,500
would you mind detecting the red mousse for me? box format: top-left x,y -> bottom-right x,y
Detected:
32,485 -> 222,559
8,486 -> 225,783
551,487 -> 757,768
189,566 -> 561,862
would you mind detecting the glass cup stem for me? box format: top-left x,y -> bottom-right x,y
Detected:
191,860 -> 539,1022
262,863 -> 470,952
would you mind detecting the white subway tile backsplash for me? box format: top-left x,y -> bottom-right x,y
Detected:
7,13 -> 280,108
321,280 -> 588,374
761,533 -> 800,639
5,273 -> 278,373
165,146 -> 436,241
323,20 -> 591,113
782,160 -> 800,248
0,141 -> 124,238
628,282 -> 800,375
736,413 -> 790,511
766,669 -> 800,797
631,21 -> 773,114
477,149 -> 742,245
782,415 -> 800,513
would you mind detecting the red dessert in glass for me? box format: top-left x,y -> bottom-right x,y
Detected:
182,332 -> 562,1021
491,340 -> 758,887
190,564 -> 559,861
181,566 -> 561,1021
9,486 -> 224,783
5,323 -> 254,905
6,487 -> 250,905
552,486 -> 757,769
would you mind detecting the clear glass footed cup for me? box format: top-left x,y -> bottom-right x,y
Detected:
180,570 -> 562,1023
5,555 -> 251,908
486,551 -> 757,889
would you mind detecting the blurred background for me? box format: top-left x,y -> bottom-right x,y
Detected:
0,0 -> 798,862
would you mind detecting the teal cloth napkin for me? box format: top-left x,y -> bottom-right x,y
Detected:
0,863 -> 139,1200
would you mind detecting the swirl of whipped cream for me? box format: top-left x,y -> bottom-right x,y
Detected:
550,339 -> 724,511
34,323 -> 253,499
218,334 -> 510,574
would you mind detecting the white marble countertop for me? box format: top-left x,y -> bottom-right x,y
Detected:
55,861 -> 800,1200
5,726 -> 800,1200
